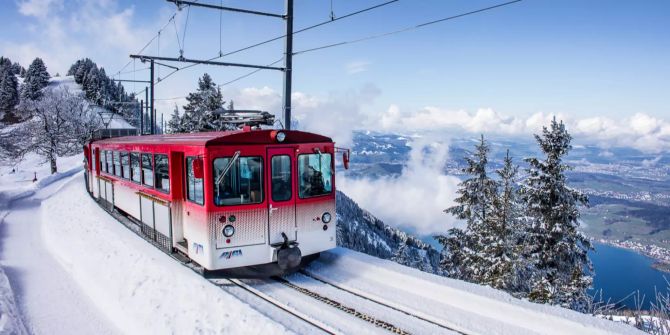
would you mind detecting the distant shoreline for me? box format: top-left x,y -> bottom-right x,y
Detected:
596,239 -> 670,274
651,262 -> 670,274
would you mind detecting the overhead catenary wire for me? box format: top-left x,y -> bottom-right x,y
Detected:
182,0 -> 523,90
294,0 -> 523,56
155,0 -> 400,85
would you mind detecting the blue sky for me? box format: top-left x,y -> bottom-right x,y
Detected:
1,0 -> 669,150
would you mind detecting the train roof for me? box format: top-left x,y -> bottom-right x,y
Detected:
93,128 -> 333,147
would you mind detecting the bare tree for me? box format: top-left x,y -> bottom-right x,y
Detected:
7,87 -> 100,174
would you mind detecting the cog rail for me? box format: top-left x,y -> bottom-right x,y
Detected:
272,276 -> 412,335
298,270 -> 470,335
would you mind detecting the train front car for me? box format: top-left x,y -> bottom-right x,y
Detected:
179,129 -> 337,277
85,129 -> 339,278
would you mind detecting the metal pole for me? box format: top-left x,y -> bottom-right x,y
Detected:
161,113 -> 164,134
140,100 -> 144,135
283,0 -> 293,130
144,88 -> 149,134
150,60 -> 155,135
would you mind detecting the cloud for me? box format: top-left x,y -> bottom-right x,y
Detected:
376,106 -> 670,153
4,0 -> 156,75
224,84 -> 380,147
17,0 -> 63,19
338,137 -> 461,235
345,61 -> 371,75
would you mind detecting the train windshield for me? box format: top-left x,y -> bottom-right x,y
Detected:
298,153 -> 332,198
213,156 -> 263,206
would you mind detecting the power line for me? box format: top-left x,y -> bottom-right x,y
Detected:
220,58 -> 284,87
155,0 -> 400,85
194,0 -> 522,89
294,0 -> 523,56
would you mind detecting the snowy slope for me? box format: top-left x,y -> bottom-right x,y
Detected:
41,177 -> 291,334
306,249 -> 643,335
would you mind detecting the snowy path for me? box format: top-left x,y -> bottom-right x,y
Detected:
0,172 -> 120,335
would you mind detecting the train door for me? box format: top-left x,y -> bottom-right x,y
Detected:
267,147 -> 297,245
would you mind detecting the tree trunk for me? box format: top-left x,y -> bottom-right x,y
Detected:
50,156 -> 57,174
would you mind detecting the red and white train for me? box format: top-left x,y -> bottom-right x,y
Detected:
83,128 -> 347,276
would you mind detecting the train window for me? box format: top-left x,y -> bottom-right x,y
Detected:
186,157 -> 204,205
121,152 -> 130,179
154,154 -> 170,193
130,152 -> 141,183
105,150 -> 113,174
100,150 -> 107,173
141,153 -> 154,187
212,156 -> 263,206
271,155 -> 292,202
113,151 -> 122,177
298,153 -> 333,198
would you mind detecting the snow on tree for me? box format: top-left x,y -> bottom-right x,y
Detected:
0,66 -> 20,123
520,117 -> 592,311
8,87 -> 99,174
437,135 -> 498,282
483,150 -> 530,293
21,57 -> 51,101
179,73 -> 230,132
167,104 -> 182,133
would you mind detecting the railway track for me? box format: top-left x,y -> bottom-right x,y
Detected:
297,270 -> 470,335
100,200 -> 468,335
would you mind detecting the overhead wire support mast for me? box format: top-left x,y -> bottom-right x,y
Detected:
156,0 -> 295,128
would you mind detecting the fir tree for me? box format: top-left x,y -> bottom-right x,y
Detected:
167,104 -> 182,133
21,57 -> 51,101
437,135 -> 497,282
0,67 -> 20,123
520,117 -> 592,311
180,73 -> 226,132
483,150 -> 528,293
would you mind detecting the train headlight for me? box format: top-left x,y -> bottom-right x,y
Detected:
276,131 -> 286,142
322,212 -> 332,223
223,225 -> 235,237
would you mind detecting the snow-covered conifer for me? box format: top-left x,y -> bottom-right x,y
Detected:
0,67 -> 20,123
167,105 -> 183,133
180,73 -> 227,132
520,117 -> 592,311
438,135 -> 497,282
21,57 -> 51,101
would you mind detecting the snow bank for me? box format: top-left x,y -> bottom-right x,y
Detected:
0,267 -> 28,335
0,153 -> 83,211
41,176 -> 291,334
309,248 -> 644,335
0,154 -> 83,335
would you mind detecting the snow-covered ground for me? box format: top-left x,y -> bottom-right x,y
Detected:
41,177 -> 290,334
0,154 -> 644,334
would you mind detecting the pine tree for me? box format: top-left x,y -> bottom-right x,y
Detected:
167,104 -> 182,133
83,67 -> 102,105
483,150 -> 529,293
0,57 -> 11,71
21,57 -> 51,101
0,67 -> 20,123
180,73 -> 226,132
520,117 -> 592,311
437,135 -> 497,282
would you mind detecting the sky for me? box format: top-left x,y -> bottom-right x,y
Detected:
1,0 -> 669,151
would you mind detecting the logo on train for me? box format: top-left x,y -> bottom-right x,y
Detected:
220,249 -> 243,259
192,242 -> 204,255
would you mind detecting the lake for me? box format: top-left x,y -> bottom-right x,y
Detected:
590,242 -> 668,310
